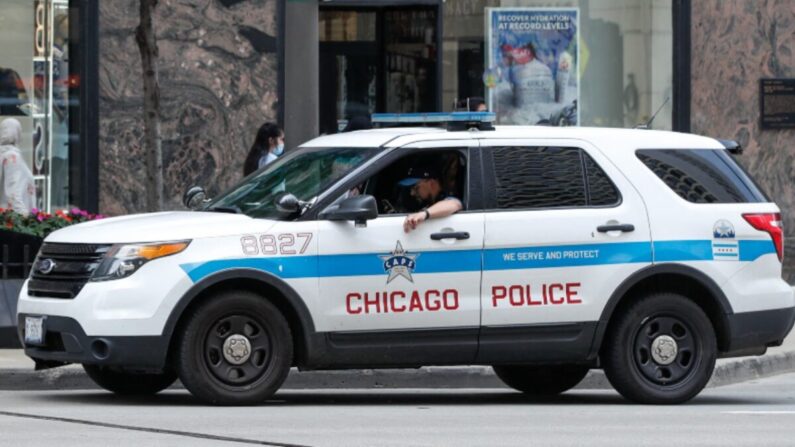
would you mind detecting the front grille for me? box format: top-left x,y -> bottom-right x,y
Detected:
27,243 -> 111,299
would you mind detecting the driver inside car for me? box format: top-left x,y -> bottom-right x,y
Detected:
399,163 -> 463,233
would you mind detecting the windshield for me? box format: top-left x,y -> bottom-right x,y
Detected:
206,146 -> 379,219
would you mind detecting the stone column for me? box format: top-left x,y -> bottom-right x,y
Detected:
284,0 -> 319,149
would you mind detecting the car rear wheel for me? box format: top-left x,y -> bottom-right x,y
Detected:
492,365 -> 590,395
176,290 -> 293,405
83,364 -> 177,395
602,292 -> 717,404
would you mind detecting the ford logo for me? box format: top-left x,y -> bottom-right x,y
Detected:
37,259 -> 56,275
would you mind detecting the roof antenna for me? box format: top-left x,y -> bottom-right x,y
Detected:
635,97 -> 670,129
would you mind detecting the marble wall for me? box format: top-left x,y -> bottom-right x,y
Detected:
691,0 -> 795,280
98,0 -> 279,215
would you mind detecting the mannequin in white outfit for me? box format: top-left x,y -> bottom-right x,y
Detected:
0,118 -> 35,215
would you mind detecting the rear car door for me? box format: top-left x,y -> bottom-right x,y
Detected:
314,141 -> 484,365
477,139 -> 652,363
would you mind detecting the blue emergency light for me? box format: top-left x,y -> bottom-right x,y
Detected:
371,112 -> 496,131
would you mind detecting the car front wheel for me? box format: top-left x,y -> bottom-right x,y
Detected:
83,364 -> 177,395
176,290 -> 293,405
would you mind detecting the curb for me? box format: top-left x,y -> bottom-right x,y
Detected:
1,351 -> 794,391
709,351 -> 795,388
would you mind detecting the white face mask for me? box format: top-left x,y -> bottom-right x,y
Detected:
273,143 -> 284,156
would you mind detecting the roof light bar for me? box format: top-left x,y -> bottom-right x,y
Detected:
370,112 -> 497,130
371,112 -> 496,124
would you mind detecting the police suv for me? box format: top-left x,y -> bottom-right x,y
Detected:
18,113 -> 794,405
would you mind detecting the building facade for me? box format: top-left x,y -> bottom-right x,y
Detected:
690,0 -> 795,281
0,0 -> 792,278
97,0 -> 280,215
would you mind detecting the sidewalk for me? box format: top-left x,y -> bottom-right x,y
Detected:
1,332 -> 794,391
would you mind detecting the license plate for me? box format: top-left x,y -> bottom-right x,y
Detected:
24,317 -> 45,346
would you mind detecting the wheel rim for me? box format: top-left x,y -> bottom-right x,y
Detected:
632,315 -> 698,386
204,314 -> 272,386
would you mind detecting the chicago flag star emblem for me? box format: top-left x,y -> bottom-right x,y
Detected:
379,241 -> 419,284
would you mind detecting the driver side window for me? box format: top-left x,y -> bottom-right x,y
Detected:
358,150 -> 468,215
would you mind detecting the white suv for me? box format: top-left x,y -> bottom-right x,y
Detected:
17,114 -> 794,405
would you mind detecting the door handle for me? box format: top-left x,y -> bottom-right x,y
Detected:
597,224 -> 635,233
431,232 -> 470,241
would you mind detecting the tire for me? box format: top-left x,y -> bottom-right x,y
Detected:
492,365 -> 589,396
83,365 -> 177,395
602,292 -> 717,404
176,290 -> 293,405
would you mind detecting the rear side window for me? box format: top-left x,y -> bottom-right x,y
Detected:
584,154 -> 621,206
637,149 -> 768,203
489,146 -> 620,210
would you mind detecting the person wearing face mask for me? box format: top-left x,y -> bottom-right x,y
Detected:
243,122 -> 285,176
0,118 -> 36,215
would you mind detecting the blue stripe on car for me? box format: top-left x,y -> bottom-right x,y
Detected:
652,240 -> 714,262
180,239 -> 777,283
483,242 -> 652,271
738,240 -> 778,262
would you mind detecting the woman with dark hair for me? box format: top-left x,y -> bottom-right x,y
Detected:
243,122 -> 284,176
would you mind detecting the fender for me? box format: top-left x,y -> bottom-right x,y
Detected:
161,268 -> 318,362
588,263 -> 733,359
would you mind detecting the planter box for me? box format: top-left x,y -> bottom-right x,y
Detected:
0,230 -> 42,280
0,279 -> 23,348
0,231 -> 41,348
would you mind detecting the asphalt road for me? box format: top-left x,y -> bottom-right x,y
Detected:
3,374 -> 795,447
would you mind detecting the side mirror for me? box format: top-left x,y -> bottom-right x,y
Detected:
183,186 -> 208,210
275,192 -> 301,214
320,195 -> 378,227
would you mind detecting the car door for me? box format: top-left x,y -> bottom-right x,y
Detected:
477,139 -> 652,363
314,141 -> 484,365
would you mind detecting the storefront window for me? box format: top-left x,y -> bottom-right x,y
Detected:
319,7 -> 438,134
0,0 -> 79,213
443,0 -> 673,129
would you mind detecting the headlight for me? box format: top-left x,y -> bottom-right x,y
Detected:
91,241 -> 191,281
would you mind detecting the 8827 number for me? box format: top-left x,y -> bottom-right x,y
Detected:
240,233 -> 313,256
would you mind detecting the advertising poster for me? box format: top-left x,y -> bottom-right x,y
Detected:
485,8 -> 579,126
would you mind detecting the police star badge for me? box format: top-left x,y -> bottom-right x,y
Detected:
379,241 -> 419,283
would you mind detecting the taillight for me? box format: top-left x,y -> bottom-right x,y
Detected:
743,213 -> 784,262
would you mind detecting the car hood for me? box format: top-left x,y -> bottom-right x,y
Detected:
45,211 -> 277,244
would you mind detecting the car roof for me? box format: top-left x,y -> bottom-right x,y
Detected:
300,126 -> 725,151
300,127 -> 448,148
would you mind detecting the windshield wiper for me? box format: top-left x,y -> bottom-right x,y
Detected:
206,205 -> 242,214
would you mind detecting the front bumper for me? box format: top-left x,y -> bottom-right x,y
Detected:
18,314 -> 170,371
721,306 -> 795,357
16,263 -> 193,337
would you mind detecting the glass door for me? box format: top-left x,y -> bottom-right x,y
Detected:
383,8 -> 438,114
319,6 -> 439,135
319,11 -> 378,135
